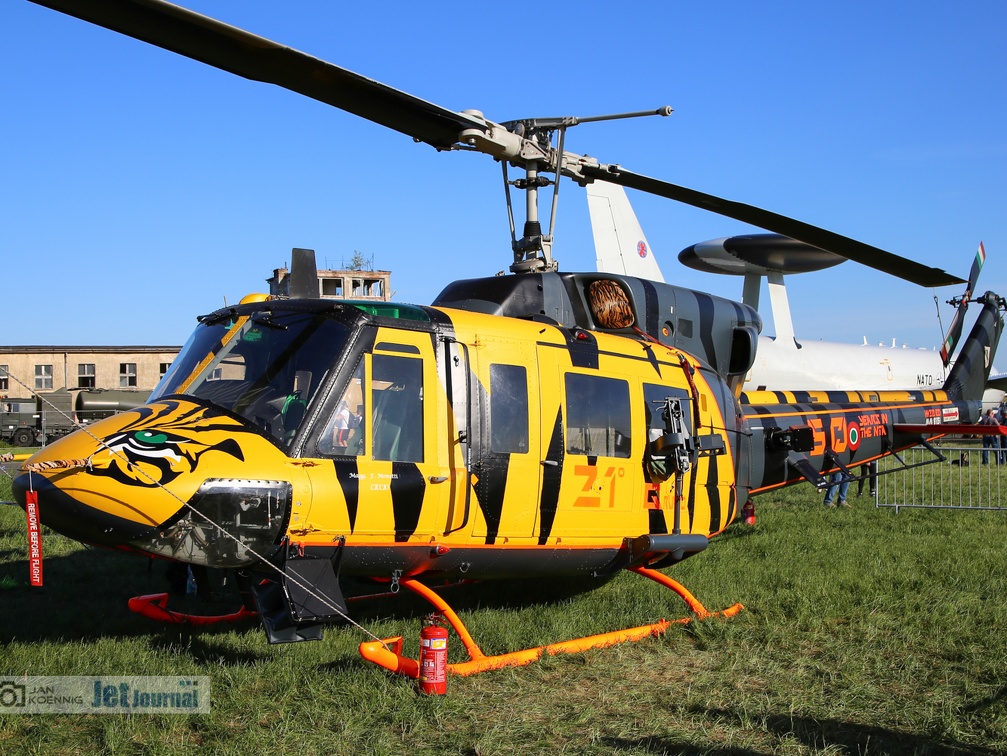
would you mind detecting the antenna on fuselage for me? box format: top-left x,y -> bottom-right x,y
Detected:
288,248 -> 320,299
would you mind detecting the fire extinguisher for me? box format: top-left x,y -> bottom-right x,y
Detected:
742,500 -> 756,526
418,613 -> 449,695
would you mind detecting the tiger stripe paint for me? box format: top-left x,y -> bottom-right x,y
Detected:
11,282 -> 1001,593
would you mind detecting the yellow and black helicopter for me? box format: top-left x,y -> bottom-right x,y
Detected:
11,0 -> 1005,677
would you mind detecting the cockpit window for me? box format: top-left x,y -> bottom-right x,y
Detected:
150,308 -> 351,446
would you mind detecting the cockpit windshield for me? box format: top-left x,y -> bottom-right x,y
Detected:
151,306 -> 352,446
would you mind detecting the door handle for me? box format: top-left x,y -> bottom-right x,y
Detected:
428,476 -> 448,483
541,460 -> 559,467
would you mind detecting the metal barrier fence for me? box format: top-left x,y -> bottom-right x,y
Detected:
876,437 -> 1007,512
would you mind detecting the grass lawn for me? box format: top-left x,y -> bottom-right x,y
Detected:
1,471 -> 1006,754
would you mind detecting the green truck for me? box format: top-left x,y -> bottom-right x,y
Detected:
0,397 -> 40,447
1,388 -> 146,447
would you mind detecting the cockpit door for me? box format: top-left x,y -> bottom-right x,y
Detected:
311,330 -> 452,541
441,338 -> 472,534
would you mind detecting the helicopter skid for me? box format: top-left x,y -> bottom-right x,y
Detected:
359,567 -> 743,677
127,592 -> 257,626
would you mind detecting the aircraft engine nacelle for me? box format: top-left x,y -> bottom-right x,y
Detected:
433,271 -> 762,380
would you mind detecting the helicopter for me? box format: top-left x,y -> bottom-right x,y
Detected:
10,0 -> 1005,680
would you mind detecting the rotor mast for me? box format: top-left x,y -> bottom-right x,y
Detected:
460,107 -> 674,274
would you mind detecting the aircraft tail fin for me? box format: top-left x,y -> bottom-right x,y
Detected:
943,290 -> 1003,406
940,241 -> 986,367
587,181 -> 665,282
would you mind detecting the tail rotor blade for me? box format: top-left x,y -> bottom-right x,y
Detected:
968,241 -> 987,296
940,242 -> 986,367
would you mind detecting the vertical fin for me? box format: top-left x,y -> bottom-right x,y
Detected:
587,182 -> 665,282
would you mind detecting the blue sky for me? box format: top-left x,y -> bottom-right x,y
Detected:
2,1 -> 1005,350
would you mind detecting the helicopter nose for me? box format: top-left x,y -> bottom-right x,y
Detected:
10,397 -> 298,563
12,471 -> 163,547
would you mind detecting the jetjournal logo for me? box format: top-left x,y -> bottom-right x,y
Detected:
0,676 -> 210,714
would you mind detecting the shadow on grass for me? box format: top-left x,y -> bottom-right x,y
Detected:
964,683 -> 1007,714
603,708 -> 1000,755
2,542 -> 623,649
145,631 -> 268,667
0,541 -> 257,645
600,738 -> 764,755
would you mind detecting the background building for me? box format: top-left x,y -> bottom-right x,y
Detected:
0,346 -> 178,398
267,257 -> 392,302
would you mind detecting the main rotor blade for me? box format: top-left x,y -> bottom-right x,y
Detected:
27,0 -> 484,149
581,165 -> 965,288
29,0 -> 970,289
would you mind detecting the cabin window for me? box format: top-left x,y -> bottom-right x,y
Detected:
490,364 -> 529,454
371,353 -> 424,462
564,373 -> 631,458
151,309 -> 347,447
319,361 -> 365,457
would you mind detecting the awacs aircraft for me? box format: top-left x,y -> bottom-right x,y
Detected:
589,180 -> 1002,400
10,0 -> 1004,679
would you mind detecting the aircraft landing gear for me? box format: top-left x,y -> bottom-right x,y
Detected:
359,567 -> 744,678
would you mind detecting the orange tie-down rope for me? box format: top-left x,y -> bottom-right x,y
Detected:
359,566 -> 744,677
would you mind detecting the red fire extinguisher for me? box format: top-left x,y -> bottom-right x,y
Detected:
742,500 -> 756,526
418,613 -> 449,695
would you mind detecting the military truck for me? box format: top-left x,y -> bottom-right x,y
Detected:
1,388 -> 146,447
0,397 -> 41,447
40,388 -> 147,443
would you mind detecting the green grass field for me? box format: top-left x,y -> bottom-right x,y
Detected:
2,471 -> 1007,755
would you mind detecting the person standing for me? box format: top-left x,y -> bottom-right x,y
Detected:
980,409 -> 998,464
823,471 -> 851,508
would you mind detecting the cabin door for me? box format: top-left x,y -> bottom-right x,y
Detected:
471,350 -> 541,542
536,344 -> 642,540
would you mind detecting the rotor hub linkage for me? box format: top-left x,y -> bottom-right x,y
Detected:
512,177 -> 552,190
